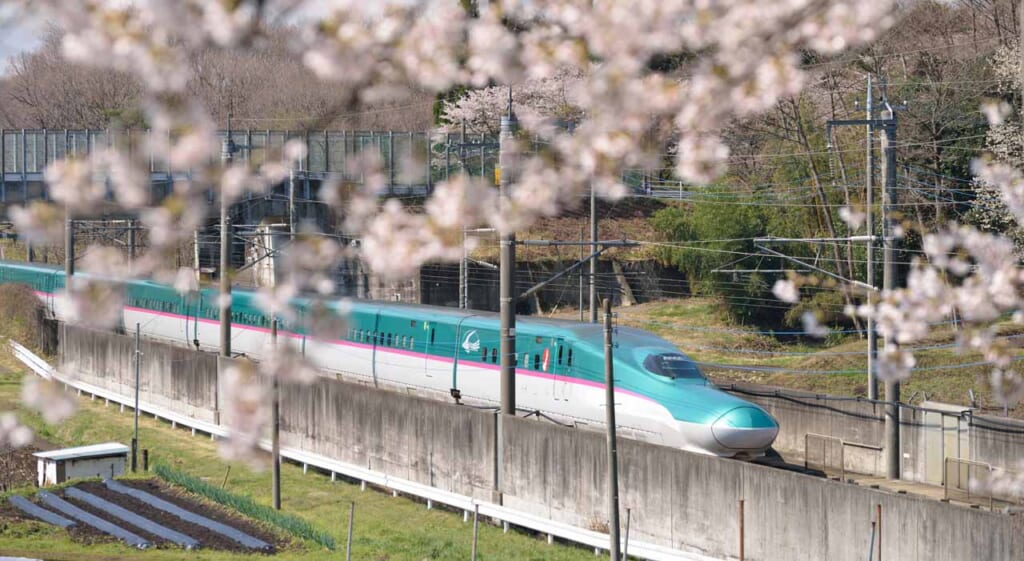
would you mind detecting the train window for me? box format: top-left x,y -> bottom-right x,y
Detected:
643,353 -> 703,380
533,354 -> 540,370
481,346 -> 488,361
409,338 -> 415,349
522,353 -> 528,367
557,346 -> 563,365
567,349 -> 573,367
401,336 -> 407,348
430,329 -> 435,345
491,348 -> 497,363
387,333 -> 393,347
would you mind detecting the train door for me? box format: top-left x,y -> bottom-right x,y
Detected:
553,338 -> 570,402
422,321 -> 434,382
180,293 -> 192,347
450,315 -> 478,399
46,271 -> 58,317
192,294 -> 201,349
370,310 -> 381,387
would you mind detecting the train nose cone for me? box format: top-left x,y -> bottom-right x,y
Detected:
711,407 -> 779,450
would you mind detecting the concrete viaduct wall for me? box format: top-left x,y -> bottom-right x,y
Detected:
61,325 -> 1024,561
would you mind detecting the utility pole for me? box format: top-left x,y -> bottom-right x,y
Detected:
288,167 -> 296,242
589,181 -> 598,323
827,89 -> 903,479
579,226 -> 585,322
880,100 -> 901,480
460,229 -> 467,309
271,319 -> 281,510
865,76 -> 878,401
132,323 -> 141,472
128,218 -> 137,274
499,91 -> 517,416
827,81 -> 907,408
219,116 -> 234,358
603,298 -> 621,561
64,211 -> 74,279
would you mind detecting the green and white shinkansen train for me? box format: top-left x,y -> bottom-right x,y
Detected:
0,259 -> 778,457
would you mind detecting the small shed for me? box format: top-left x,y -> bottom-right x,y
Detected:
34,442 -> 130,487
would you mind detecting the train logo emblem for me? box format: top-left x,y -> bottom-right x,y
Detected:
461,330 -> 480,353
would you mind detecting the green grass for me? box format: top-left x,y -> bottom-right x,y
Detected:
0,355 -> 595,561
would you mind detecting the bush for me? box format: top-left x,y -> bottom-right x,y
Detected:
0,284 -> 45,350
153,463 -> 336,550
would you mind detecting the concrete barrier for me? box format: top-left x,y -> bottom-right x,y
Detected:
501,413 -> 1024,560
60,325 -> 1024,560
60,325 -> 218,424
277,375 -> 498,502
722,382 -> 1024,487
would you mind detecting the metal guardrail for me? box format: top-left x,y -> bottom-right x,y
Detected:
804,433 -> 883,480
940,457 -> 1024,511
943,457 -> 995,510
10,340 -> 713,561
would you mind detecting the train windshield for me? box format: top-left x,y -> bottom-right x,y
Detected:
642,353 -> 704,380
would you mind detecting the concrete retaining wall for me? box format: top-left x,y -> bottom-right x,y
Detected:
60,326 -> 1024,560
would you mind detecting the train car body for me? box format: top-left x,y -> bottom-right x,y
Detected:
0,260 -> 778,457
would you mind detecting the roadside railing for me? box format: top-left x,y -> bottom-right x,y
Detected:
943,457 -> 1023,511
804,433 -> 883,480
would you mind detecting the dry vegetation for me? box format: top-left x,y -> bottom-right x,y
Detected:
0,27 -> 436,131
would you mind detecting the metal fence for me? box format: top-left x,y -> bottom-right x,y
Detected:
0,128 -> 672,203
0,128 -> 490,184
804,432 -> 883,481
943,457 -> 1023,510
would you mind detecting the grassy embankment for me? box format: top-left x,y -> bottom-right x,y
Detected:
0,287 -> 594,561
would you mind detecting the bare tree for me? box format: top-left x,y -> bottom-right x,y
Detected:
3,28 -> 143,128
